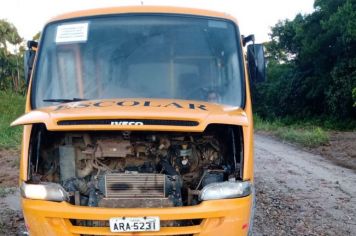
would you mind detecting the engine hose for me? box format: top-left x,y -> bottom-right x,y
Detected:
159,158 -> 178,175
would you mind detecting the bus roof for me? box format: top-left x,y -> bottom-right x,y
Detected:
48,6 -> 238,24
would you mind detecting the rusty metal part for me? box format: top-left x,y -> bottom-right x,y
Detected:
187,188 -> 200,205
159,137 -> 171,150
201,146 -> 218,161
96,139 -> 133,157
76,160 -> 93,178
83,134 -> 92,147
123,156 -> 147,167
105,173 -> 165,198
134,143 -> 149,157
82,139 -> 134,158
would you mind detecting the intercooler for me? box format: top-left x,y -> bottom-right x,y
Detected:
104,173 -> 165,198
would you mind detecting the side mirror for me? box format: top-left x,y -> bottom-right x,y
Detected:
24,40 -> 38,86
242,34 -> 255,47
247,44 -> 266,83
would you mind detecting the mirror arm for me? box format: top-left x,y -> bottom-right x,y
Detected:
27,40 -> 38,49
24,40 -> 38,86
244,35 -> 257,82
242,34 -> 255,47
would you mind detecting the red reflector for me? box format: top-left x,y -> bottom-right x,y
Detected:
242,223 -> 248,230
24,217 -> 30,231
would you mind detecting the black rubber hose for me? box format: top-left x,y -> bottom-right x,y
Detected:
159,158 -> 178,176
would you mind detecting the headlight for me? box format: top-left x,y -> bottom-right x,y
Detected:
199,181 -> 251,201
20,182 -> 69,202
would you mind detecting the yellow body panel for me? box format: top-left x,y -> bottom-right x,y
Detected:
23,197 -> 252,236
18,6 -> 255,235
12,99 -> 249,130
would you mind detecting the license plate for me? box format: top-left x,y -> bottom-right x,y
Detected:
109,217 -> 160,232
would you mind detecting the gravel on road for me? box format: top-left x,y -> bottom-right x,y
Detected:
253,134 -> 356,235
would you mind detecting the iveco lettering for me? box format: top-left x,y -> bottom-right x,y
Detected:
111,121 -> 144,126
12,6 -> 266,236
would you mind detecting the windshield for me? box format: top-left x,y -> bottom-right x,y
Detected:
32,14 -> 244,108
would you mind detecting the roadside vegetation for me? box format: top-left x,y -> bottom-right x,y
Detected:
254,115 -> 329,147
252,0 -> 355,146
0,91 -> 25,148
254,0 -> 356,122
0,186 -> 16,197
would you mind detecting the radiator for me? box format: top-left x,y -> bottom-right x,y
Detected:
104,173 -> 165,198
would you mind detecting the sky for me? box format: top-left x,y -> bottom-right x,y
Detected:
0,0 -> 315,43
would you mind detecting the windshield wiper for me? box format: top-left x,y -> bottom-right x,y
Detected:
43,98 -> 88,103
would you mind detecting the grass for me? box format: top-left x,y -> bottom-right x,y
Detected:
0,187 -> 13,198
254,115 -> 329,148
0,187 -> 7,198
0,186 -> 16,197
0,91 -> 25,148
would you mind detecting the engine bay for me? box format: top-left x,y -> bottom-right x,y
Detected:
28,124 -> 243,208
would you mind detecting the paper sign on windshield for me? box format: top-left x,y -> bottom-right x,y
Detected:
56,23 -> 88,43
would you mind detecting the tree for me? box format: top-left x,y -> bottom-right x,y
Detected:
254,0 -> 356,121
33,31 -> 41,41
0,19 -> 24,92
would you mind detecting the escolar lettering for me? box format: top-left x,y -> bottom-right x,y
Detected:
54,100 -> 209,111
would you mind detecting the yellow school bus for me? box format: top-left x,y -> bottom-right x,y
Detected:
12,6 -> 266,236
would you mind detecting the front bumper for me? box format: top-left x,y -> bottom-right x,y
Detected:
22,196 -> 252,236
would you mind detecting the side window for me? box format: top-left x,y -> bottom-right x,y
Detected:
36,53 -> 50,100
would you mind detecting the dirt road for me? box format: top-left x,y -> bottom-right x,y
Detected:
1,134 -> 355,235
253,134 -> 356,235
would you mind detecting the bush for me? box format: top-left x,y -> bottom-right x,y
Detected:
0,91 -> 25,148
254,115 -> 329,147
254,0 -> 356,123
